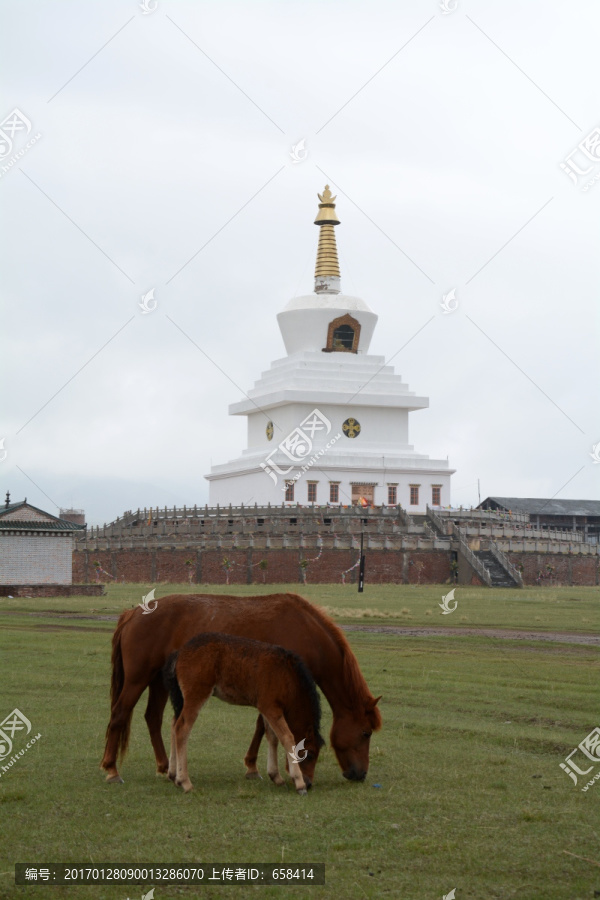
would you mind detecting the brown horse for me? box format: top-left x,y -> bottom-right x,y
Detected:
101,592 -> 381,783
163,632 -> 325,794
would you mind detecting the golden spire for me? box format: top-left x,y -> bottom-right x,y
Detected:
314,185 -> 341,293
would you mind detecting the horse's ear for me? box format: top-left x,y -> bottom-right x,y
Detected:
367,695 -> 383,730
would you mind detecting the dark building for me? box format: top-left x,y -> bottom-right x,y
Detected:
479,497 -> 600,543
59,508 -> 86,527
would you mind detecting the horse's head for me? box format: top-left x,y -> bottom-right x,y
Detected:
330,696 -> 382,782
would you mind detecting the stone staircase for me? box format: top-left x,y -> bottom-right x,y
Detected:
425,517 -> 450,541
413,511 -> 450,541
474,549 -> 519,587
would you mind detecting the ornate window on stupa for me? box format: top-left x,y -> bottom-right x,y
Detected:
323,314 -> 361,353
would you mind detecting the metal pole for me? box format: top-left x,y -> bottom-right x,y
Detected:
358,529 -> 365,593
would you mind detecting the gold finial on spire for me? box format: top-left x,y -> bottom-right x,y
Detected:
314,185 -> 341,292
314,184 -> 340,226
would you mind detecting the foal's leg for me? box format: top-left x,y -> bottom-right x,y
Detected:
244,714 -> 265,779
168,716 -> 178,782
263,719 -> 284,786
145,672 -> 170,775
173,691 -> 211,793
261,710 -> 307,795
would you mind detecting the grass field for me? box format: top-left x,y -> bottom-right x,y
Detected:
0,583 -> 598,899
2,582 -> 598,631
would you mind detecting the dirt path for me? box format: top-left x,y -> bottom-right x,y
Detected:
0,610 -> 119,621
342,624 -> 600,646
0,609 -> 597,645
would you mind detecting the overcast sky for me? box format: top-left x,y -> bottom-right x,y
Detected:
1,0 -> 598,525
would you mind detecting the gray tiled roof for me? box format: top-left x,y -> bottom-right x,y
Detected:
0,520 -> 82,532
0,500 -> 84,531
481,497 -> 600,517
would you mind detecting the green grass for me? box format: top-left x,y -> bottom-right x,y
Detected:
0,585 -> 598,899
2,582 -> 598,632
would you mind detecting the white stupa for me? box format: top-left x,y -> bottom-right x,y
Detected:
206,186 -> 455,510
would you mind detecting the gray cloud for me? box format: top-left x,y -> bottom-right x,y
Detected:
2,0 -> 598,523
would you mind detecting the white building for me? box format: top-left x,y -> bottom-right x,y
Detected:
0,497 -> 84,585
206,186 -> 454,511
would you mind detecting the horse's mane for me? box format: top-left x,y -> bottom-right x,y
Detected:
283,593 -> 382,730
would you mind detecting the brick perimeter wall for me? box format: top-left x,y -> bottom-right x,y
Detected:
73,549 -> 599,586
508,553 -> 599,586
73,548 -> 452,585
0,584 -> 104,597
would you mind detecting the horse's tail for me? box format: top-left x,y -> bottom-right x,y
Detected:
106,608 -> 137,762
162,651 -> 183,720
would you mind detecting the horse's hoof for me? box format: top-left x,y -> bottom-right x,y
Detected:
245,772 -> 262,780
181,782 -> 193,793
105,774 -> 124,784
296,788 -> 308,796
168,771 -> 177,782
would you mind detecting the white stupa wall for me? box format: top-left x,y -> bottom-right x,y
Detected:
207,463 -> 452,511
246,403 -> 411,453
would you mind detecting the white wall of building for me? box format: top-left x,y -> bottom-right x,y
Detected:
0,534 -> 73,584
